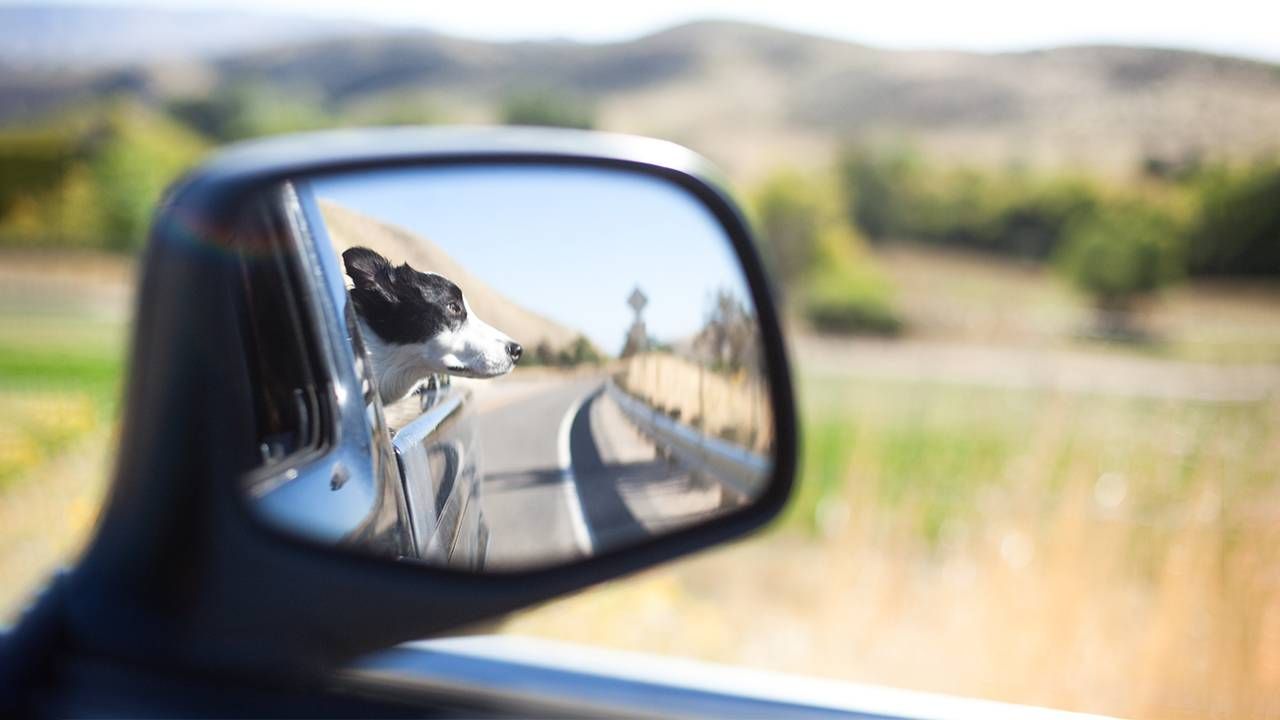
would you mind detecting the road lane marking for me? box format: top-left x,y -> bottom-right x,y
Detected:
557,389 -> 595,556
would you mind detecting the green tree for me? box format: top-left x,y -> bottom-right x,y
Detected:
1186,163 -> 1280,276
168,82 -> 332,142
0,131 -> 77,221
531,340 -> 555,366
89,101 -> 209,252
569,335 -> 602,365
753,169 -> 902,335
0,101 -> 208,252
752,170 -> 826,284
839,146 -> 914,241
1057,203 -> 1184,339
500,89 -> 595,129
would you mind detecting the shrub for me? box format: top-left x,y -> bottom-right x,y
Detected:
838,145 -> 920,241
753,169 -> 903,335
1185,163 -> 1280,276
0,131 -> 77,220
568,335 -> 602,365
88,101 -> 210,251
528,341 -> 555,366
752,170 -> 826,283
167,82 -> 332,142
1057,202 -> 1185,337
0,100 -> 208,252
500,89 -> 594,129
804,266 -> 903,336
838,146 -> 1105,261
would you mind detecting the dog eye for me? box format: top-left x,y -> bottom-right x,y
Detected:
447,302 -> 462,315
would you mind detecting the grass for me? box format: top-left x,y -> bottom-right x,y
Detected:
505,241 -> 1280,718
507,371 -> 1280,719
790,374 -> 1276,539
877,242 -> 1280,363
0,252 -> 127,617
2,246 -> 1278,718
0,312 -> 125,489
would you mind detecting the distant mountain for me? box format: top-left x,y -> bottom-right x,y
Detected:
0,4 -> 374,70
3,11 -> 1279,178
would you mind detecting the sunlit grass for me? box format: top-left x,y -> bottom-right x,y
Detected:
790,374 -> 1276,542
2,247 -> 1278,717
509,370 -> 1280,719
0,336 -> 123,488
0,257 -> 126,617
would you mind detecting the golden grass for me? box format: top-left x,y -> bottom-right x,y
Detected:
0,391 -> 98,487
3,247 -> 1279,719
0,424 -> 111,620
0,250 -> 127,621
505,375 -> 1280,720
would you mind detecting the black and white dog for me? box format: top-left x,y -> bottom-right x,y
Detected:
342,246 -> 522,404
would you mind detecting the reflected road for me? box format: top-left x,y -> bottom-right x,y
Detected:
472,371 -> 723,568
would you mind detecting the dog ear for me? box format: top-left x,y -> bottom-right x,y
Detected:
343,246 -> 392,291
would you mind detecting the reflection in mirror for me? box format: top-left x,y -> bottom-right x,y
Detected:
241,165 -> 774,571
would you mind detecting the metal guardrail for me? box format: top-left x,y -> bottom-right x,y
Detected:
605,379 -> 770,501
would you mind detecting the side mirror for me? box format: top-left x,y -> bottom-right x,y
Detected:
68,128 -> 796,673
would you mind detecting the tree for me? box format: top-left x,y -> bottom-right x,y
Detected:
1186,163 -> 1280,276
1057,203 -> 1184,339
569,335 -> 602,365
531,340 -> 555,366
89,101 -> 209,252
753,169 -> 903,335
752,170 -> 825,284
167,82 -> 332,142
837,145 -> 920,241
500,89 -> 594,130
697,289 -> 758,372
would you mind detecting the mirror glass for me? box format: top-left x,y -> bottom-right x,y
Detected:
240,164 -> 775,571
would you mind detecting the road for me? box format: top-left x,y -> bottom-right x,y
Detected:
471,371 -> 723,569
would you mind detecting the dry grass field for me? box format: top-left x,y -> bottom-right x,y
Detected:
507,367 -> 1280,719
0,252 -> 128,619
3,246 -> 1279,719
506,247 -> 1280,720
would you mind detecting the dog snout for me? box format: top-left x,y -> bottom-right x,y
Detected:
506,342 -> 523,362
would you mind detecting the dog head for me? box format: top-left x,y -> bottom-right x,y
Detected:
342,247 -> 522,386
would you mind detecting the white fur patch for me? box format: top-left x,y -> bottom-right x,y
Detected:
357,300 -> 517,404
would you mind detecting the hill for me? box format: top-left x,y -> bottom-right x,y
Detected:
0,4 -> 372,70
2,13 -> 1279,178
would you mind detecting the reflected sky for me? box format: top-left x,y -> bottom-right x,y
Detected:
314,165 -> 752,353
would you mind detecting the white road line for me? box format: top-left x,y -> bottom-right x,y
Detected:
557,390 -> 595,557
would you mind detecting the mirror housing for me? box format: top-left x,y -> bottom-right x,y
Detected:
64,127 -> 797,677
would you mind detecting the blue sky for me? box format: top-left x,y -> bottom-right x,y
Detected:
22,0 -> 1280,62
314,166 -> 752,354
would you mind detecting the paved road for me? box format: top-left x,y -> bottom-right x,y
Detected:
473,372 -> 723,569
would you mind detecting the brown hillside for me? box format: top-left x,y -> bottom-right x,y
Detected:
3,19 -> 1279,179
181,21 -> 1280,178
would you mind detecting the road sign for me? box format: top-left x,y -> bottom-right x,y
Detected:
628,287 -> 648,314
